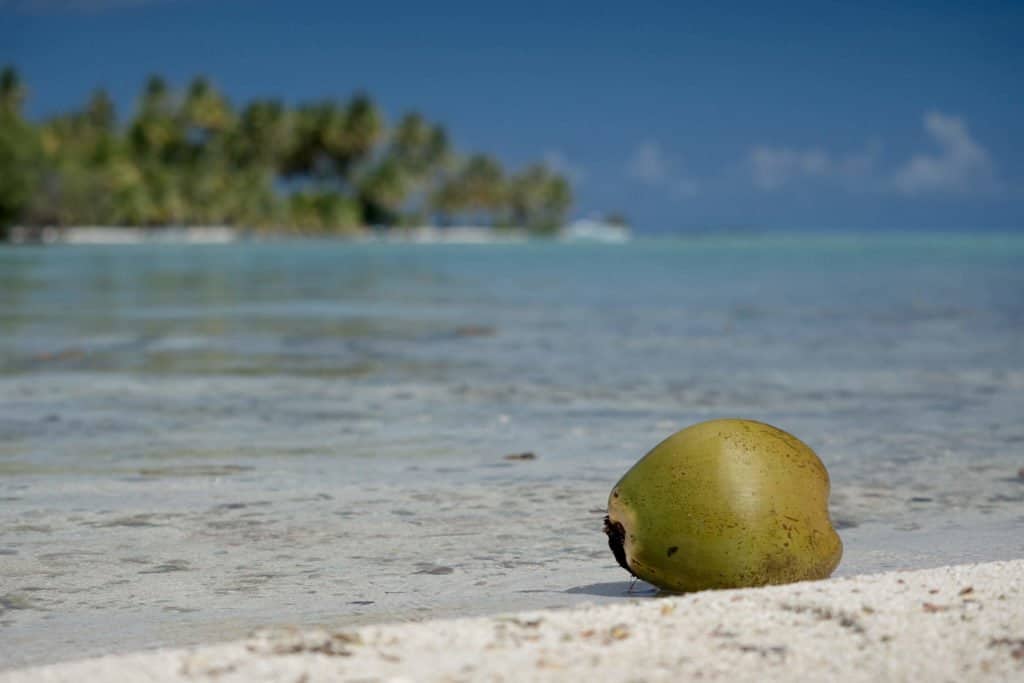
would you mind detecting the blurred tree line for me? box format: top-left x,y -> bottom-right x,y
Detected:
0,66 -> 572,238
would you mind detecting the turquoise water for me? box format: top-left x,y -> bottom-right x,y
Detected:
2,234 -> 1023,666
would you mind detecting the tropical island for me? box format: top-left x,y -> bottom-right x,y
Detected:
0,66 -> 579,241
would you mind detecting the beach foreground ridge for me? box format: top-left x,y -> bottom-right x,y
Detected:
3,559 -> 1022,682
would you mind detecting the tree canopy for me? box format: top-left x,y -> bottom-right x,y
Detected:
0,66 -> 574,236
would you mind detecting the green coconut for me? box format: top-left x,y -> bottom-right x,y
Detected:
604,418 -> 842,592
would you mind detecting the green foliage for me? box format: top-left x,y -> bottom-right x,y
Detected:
284,95 -> 383,182
432,154 -> 506,223
357,157 -> 408,225
0,67 -> 43,233
507,164 -> 573,234
288,191 -> 361,233
181,76 -> 234,140
1,69 -> 573,236
231,99 -> 290,167
0,65 -> 27,117
129,75 -> 181,163
85,89 -> 117,133
390,112 -> 450,177
0,112 -> 42,233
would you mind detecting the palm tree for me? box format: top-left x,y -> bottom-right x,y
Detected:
337,92 -> 384,176
128,75 -> 183,163
283,100 -> 344,179
0,67 -> 41,231
356,111 -> 452,225
357,157 -> 407,226
288,190 -> 360,233
431,154 -> 506,225
1,66 -> 27,116
282,93 -> 386,230
231,98 -> 291,168
84,88 -> 116,132
173,78 -> 235,224
139,75 -> 173,115
391,112 -> 449,176
78,89 -> 120,167
180,77 -> 233,149
508,164 -> 572,233
2,69 -> 575,235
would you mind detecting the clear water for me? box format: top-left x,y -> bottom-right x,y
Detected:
2,235 -> 1023,668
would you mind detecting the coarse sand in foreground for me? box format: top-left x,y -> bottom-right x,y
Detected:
3,559 -> 1022,682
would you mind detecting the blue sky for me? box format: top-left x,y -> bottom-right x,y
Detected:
3,0 -> 1023,231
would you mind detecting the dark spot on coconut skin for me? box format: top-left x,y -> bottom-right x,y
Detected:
667,546 -> 679,557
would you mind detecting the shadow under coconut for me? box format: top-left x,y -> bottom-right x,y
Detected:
566,581 -> 660,598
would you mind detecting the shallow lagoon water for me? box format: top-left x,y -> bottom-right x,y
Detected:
2,235 -> 1023,668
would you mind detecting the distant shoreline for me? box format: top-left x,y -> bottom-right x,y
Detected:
3,219 -> 632,246
3,225 -> 528,246
5,225 -> 1019,247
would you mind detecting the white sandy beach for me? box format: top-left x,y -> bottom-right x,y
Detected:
4,559 -> 1021,682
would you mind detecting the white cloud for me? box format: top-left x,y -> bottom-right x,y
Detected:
748,143 -> 879,191
627,141 -> 670,184
891,112 -> 996,195
746,111 -> 1000,198
627,141 -> 698,198
542,150 -> 587,186
749,147 -> 828,190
